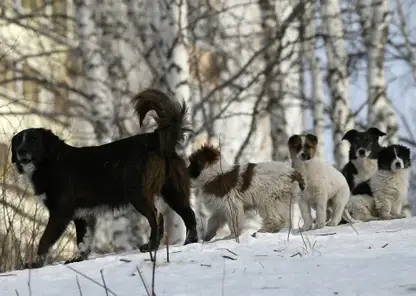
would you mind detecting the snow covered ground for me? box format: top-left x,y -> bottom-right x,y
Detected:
2,218 -> 416,296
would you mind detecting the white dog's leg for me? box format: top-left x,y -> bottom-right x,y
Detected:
225,201 -> 245,238
298,198 -> 313,231
314,194 -> 328,229
391,199 -> 406,219
203,212 -> 227,242
375,198 -> 394,220
327,187 -> 350,226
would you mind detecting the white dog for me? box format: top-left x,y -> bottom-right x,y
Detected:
288,133 -> 358,231
187,144 -> 305,241
346,144 -> 411,221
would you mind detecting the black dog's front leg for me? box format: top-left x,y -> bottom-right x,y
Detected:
65,217 -> 96,265
23,213 -> 71,269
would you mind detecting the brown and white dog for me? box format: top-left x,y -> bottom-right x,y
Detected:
188,144 -> 305,241
288,134 -> 358,231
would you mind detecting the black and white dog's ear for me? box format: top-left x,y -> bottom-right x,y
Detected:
11,132 -> 23,164
342,129 -> 359,142
367,127 -> 386,138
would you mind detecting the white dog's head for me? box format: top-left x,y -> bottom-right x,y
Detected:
288,133 -> 318,161
188,144 -> 222,180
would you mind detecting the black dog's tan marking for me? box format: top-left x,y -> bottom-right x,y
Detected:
11,89 -> 198,269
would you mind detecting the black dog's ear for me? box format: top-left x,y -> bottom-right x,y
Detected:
367,127 -> 386,138
11,132 -> 23,164
342,129 -> 358,142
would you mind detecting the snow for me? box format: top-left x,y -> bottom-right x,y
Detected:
2,218 -> 416,296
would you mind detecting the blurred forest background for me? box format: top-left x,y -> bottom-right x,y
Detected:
0,0 -> 415,272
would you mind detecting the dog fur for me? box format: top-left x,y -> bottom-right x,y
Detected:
11,89 -> 198,269
187,144 -> 305,241
288,134 -> 358,231
340,127 -> 386,191
347,144 -> 411,221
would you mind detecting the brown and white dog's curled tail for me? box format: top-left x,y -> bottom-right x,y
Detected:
132,89 -> 192,156
290,170 -> 305,191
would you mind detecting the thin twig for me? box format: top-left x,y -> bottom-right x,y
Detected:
165,232 -> 170,263
100,269 -> 109,296
27,268 -> 32,296
75,275 -> 83,296
221,259 -> 226,296
63,265 -> 118,296
136,266 -> 151,296
217,248 -> 238,257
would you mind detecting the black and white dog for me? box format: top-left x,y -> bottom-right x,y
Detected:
11,89 -> 198,269
340,127 -> 386,191
347,144 -> 412,221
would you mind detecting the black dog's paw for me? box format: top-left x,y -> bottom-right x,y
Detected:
184,229 -> 198,245
64,254 -> 87,265
139,242 -> 158,253
22,256 -> 46,270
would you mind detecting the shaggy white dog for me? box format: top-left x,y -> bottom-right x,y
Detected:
288,134 -> 358,231
187,144 -> 305,241
346,144 -> 412,221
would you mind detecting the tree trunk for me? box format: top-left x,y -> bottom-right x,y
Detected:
143,0 -> 192,245
73,0 -> 116,145
304,1 -> 325,157
320,0 -> 353,168
358,0 -> 397,145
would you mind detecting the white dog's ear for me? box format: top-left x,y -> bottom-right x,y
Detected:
367,127 -> 386,138
342,129 -> 358,143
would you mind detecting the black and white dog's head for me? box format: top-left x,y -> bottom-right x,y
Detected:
377,144 -> 412,173
342,127 -> 386,160
11,128 -> 62,175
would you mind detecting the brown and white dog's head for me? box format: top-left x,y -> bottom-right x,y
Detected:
188,144 -> 221,180
288,134 -> 318,161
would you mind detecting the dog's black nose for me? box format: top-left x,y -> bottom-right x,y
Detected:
358,149 -> 366,156
395,162 -> 402,169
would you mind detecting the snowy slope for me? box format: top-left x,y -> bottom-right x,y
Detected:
2,218 -> 416,296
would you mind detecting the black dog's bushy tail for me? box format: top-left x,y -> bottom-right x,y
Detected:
132,88 -> 191,155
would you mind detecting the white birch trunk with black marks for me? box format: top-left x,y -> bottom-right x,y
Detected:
320,0 -> 353,168
260,0 -> 303,161
73,0 -> 116,145
304,1 -> 325,157
144,0 -> 192,245
73,0 -> 151,252
358,0 -> 397,145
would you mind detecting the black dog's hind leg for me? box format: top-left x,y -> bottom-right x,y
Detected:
131,196 -> 163,254
161,183 -> 198,246
24,213 -> 72,269
65,216 -> 96,264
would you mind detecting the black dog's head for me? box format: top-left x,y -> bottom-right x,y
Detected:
342,127 -> 386,160
11,128 -> 63,174
377,144 -> 412,172
288,134 -> 318,161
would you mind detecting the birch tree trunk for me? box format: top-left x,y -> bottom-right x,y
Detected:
320,0 -> 353,168
143,0 -> 192,245
260,0 -> 303,161
304,1 -> 325,157
73,0 -> 152,252
258,0 -> 286,161
358,0 -> 397,145
73,0 -> 116,145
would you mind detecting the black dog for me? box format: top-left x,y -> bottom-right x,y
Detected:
340,127 -> 386,191
11,89 -> 198,269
